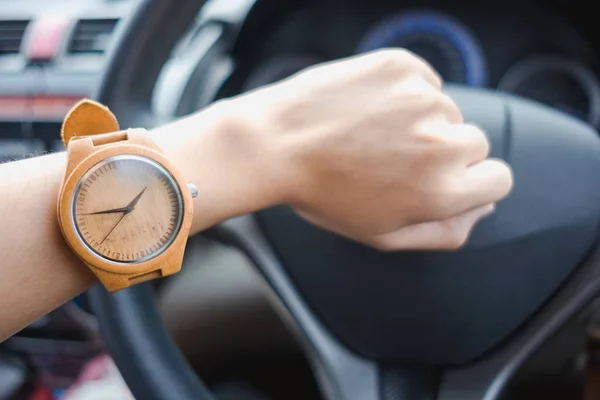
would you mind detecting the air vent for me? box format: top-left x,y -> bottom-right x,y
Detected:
68,19 -> 118,54
0,20 -> 29,56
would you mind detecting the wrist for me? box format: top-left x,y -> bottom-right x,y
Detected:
151,99 -> 290,233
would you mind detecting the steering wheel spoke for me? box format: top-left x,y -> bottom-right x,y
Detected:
437,240 -> 600,400
217,216 -> 381,400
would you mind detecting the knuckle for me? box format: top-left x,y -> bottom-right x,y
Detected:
475,130 -> 491,156
438,93 -> 463,120
414,148 -> 447,176
420,129 -> 461,158
459,124 -> 490,157
435,92 -> 456,109
379,48 -> 416,67
418,123 -> 491,162
463,123 -> 484,135
370,237 -> 397,252
374,49 -> 440,85
439,218 -> 471,249
392,83 -> 434,111
428,69 -> 444,90
386,49 -> 442,85
497,159 -> 513,177
506,165 -> 514,188
442,230 -> 470,250
412,92 -> 462,124
423,92 -> 447,110
465,123 -> 489,142
496,161 -> 514,192
413,140 -> 444,168
420,186 -> 455,219
371,49 -> 411,73
436,136 -> 463,157
414,92 -> 456,116
420,176 -> 467,218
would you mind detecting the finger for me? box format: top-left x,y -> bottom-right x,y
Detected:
437,93 -> 463,124
396,49 -> 444,90
396,78 -> 463,125
460,159 -> 513,210
367,48 -> 443,89
370,203 -> 495,251
447,124 -> 490,164
418,93 -> 463,124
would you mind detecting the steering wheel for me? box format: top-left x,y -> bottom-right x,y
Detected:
86,0 -> 600,399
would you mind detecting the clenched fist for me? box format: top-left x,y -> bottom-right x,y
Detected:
171,49 -> 513,250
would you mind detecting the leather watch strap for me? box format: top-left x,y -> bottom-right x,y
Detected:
62,99 -> 120,146
61,99 -> 164,290
61,99 -> 151,148
90,265 -> 164,290
89,131 -> 129,146
74,128 -> 148,147
129,270 -> 163,285
81,127 -> 161,289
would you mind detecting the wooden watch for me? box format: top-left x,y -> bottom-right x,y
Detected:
57,99 -> 197,292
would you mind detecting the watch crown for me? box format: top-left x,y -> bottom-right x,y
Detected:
187,183 -> 198,198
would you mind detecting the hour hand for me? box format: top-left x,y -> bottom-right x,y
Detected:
83,206 -> 129,216
126,187 -> 148,211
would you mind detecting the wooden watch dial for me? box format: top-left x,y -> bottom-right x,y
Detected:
72,155 -> 183,263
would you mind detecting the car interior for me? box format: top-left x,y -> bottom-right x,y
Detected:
2,0 -> 600,399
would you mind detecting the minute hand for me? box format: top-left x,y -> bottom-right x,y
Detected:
98,187 -> 148,245
83,187 -> 147,216
83,206 -> 129,216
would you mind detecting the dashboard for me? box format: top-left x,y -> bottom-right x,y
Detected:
218,0 -> 600,128
0,0 -> 138,163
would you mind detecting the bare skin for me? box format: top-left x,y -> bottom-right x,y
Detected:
0,50 -> 512,340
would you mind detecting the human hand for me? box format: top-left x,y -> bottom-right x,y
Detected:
195,50 -> 512,250
228,49 -> 513,250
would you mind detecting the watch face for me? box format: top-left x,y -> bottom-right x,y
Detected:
71,155 -> 183,263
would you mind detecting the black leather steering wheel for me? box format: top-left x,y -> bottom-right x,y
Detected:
87,1 -> 600,399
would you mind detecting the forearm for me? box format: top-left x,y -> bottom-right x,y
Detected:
150,101 -> 287,232
0,101 -> 280,341
0,152 -> 93,340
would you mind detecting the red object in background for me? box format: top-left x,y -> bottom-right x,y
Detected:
0,96 -> 83,119
28,383 -> 54,400
26,16 -> 71,62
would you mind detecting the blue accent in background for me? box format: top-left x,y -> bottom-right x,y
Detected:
356,10 -> 488,86
52,388 -> 65,399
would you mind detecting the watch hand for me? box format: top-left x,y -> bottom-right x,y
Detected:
97,187 -> 148,245
82,206 -> 129,216
125,186 -> 148,212
100,212 -> 127,245
83,187 -> 148,216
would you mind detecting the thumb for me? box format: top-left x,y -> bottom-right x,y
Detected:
369,203 -> 495,251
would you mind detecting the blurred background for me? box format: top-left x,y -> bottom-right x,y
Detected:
1,0 -> 600,399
